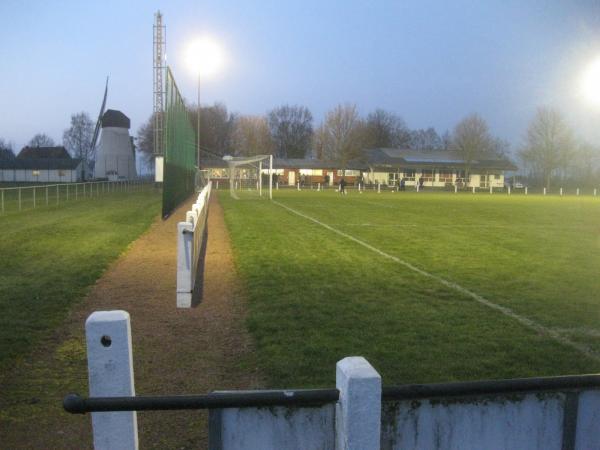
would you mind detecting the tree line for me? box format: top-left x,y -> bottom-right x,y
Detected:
137,103 -> 516,172
1,104 -> 597,189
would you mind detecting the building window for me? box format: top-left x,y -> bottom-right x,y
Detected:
32,170 -> 40,177
339,169 -> 360,177
58,170 -> 66,177
455,170 -> 466,183
403,169 -> 416,181
299,169 -> 322,176
439,170 -> 453,183
480,174 -> 488,188
494,174 -> 501,180
388,172 -> 399,184
421,169 -> 434,182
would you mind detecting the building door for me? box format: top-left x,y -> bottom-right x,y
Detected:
288,170 -> 295,186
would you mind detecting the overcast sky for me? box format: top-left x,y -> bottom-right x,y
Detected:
2,0 -> 600,154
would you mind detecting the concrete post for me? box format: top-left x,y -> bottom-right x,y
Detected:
335,357 -> 381,450
176,221 -> 194,308
86,311 -> 138,450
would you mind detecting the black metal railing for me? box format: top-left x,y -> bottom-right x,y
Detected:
63,389 -> 340,414
64,374 -> 600,414
382,374 -> 600,401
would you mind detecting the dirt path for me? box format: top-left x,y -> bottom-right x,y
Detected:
0,195 -> 262,449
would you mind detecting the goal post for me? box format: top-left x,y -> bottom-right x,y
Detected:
223,154 -> 273,200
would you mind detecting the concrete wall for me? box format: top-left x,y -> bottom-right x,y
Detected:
211,405 -> 335,450
381,393 -> 568,450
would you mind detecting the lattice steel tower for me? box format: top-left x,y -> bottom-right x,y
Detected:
153,11 -> 166,156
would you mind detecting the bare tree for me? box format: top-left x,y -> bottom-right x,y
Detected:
232,115 -> 274,156
63,112 -> 95,163
451,114 -> 495,176
364,109 -> 411,148
0,138 -> 14,159
267,105 -> 313,158
189,102 -> 236,157
28,133 -> 55,147
409,127 -> 443,151
136,114 -> 155,161
318,103 -> 367,164
518,108 -> 573,189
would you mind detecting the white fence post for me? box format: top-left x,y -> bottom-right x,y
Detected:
507,186 -> 511,195
594,188 -> 597,197
18,187 -> 21,211
297,182 -> 300,191
86,311 -> 138,450
489,185 -> 492,194
377,183 -> 380,193
577,188 -> 580,196
472,186 -> 475,194
454,184 -> 458,194
560,187 -> 563,196
543,187 -> 546,196
335,357 -> 381,450
177,221 -> 194,308
525,186 -> 528,195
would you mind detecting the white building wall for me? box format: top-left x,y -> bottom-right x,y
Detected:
96,127 -> 137,180
366,169 -> 505,188
0,167 -> 80,183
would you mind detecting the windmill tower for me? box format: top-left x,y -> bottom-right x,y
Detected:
153,11 -> 166,181
95,110 -> 137,180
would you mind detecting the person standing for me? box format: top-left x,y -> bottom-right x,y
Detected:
400,177 -> 406,191
339,177 -> 347,195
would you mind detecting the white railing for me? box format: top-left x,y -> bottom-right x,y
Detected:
177,182 -> 212,308
0,179 -> 153,214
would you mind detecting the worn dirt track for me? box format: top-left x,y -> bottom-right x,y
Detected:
0,194 -> 262,449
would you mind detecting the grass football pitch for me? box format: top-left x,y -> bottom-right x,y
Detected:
220,188 -> 600,387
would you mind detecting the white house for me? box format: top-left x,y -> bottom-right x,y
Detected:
0,146 -> 84,183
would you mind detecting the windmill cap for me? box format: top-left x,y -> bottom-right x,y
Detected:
101,109 -> 130,129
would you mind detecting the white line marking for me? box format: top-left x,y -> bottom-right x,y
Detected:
273,200 -> 600,362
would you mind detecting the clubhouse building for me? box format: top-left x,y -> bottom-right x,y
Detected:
201,148 -> 517,189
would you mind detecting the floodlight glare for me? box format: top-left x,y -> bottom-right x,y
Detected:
581,56 -> 600,107
185,37 -> 225,79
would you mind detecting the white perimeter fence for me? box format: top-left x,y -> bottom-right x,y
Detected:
0,179 -> 153,215
177,182 -> 212,308
64,309 -> 600,450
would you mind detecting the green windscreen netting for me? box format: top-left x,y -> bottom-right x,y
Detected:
162,66 -> 196,217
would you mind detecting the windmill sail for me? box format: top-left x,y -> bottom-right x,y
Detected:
90,76 -> 109,154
